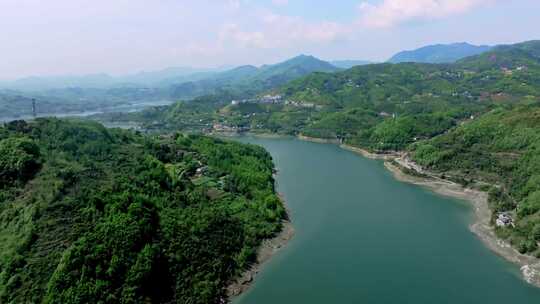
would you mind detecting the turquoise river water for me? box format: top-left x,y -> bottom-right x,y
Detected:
234,137 -> 540,304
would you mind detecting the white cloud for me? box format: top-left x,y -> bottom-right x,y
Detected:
226,0 -> 242,10
212,10 -> 349,52
0,0 -> 522,78
272,0 -> 289,6
219,23 -> 268,48
358,0 -> 493,28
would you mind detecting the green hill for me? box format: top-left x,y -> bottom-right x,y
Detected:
113,41 -> 540,144
170,55 -> 339,99
330,60 -> 372,69
411,104 -> 540,255
266,41 -> 540,145
94,40 -> 540,257
457,40 -> 540,70
388,42 -> 492,63
0,119 -> 285,303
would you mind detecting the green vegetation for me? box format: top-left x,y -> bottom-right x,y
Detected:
170,55 -> 339,100
387,42 -> 492,64
411,104 -> 540,256
126,41 -> 540,145
99,40 -> 540,257
0,118 -> 284,303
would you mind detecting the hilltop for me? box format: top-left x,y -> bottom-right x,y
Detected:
388,42 -> 492,64
0,118 -> 285,303
170,55 -> 340,99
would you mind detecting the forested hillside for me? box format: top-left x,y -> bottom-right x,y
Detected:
170,55 -> 340,99
411,105 -> 540,256
95,40 -> 540,257
113,41 -> 538,147
274,41 -> 540,146
0,119 -> 285,303
388,42 -> 492,63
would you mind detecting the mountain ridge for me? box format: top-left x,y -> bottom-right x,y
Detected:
169,54 -> 339,99
388,42 -> 493,64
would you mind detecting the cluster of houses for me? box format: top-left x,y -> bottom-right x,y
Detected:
284,100 -> 317,108
495,213 -> 514,228
451,90 -> 474,99
501,65 -> 527,76
230,95 -> 320,109
212,123 -> 249,133
231,94 -> 284,105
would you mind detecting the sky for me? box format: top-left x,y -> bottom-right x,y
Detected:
1,0 -> 539,79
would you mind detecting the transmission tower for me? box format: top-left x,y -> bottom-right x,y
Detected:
32,99 -> 37,118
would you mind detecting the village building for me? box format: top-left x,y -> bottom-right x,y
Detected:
495,213 -> 514,228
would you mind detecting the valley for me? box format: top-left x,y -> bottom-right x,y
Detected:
2,34 -> 540,303
95,40 -> 540,263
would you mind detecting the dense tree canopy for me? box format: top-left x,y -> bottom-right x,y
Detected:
0,119 -> 285,303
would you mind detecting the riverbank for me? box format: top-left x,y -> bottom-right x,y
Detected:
296,134 -> 341,144
212,131 -> 292,140
339,143 -> 401,160
226,190 -> 295,301
227,133 -> 540,288
295,135 -> 540,287
384,157 -> 540,287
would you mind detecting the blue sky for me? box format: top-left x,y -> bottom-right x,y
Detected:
1,0 -> 539,79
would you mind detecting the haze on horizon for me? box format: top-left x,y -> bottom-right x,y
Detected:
1,0 -> 539,80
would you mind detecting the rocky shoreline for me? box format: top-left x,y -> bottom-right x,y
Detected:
382,157 -> 540,288
296,134 -> 341,144
339,143 -> 401,160
294,134 -> 540,287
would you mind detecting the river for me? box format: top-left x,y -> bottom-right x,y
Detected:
234,136 -> 540,304
0,100 -> 174,123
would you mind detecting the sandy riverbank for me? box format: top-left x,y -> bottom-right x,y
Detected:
384,158 -> 540,287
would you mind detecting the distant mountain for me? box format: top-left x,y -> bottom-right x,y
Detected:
213,65 -> 260,81
388,42 -> 493,64
277,40 -> 540,110
120,67 -> 225,86
170,55 -> 340,99
2,74 -> 116,91
457,40 -> 540,70
330,60 -> 372,69
258,55 -> 339,78
0,67 -> 228,91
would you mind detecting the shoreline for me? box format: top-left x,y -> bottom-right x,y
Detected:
226,194 -> 295,301
383,158 -> 540,287
295,135 -> 540,288
339,143 -> 401,160
296,134 -> 341,144
225,132 -> 540,288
